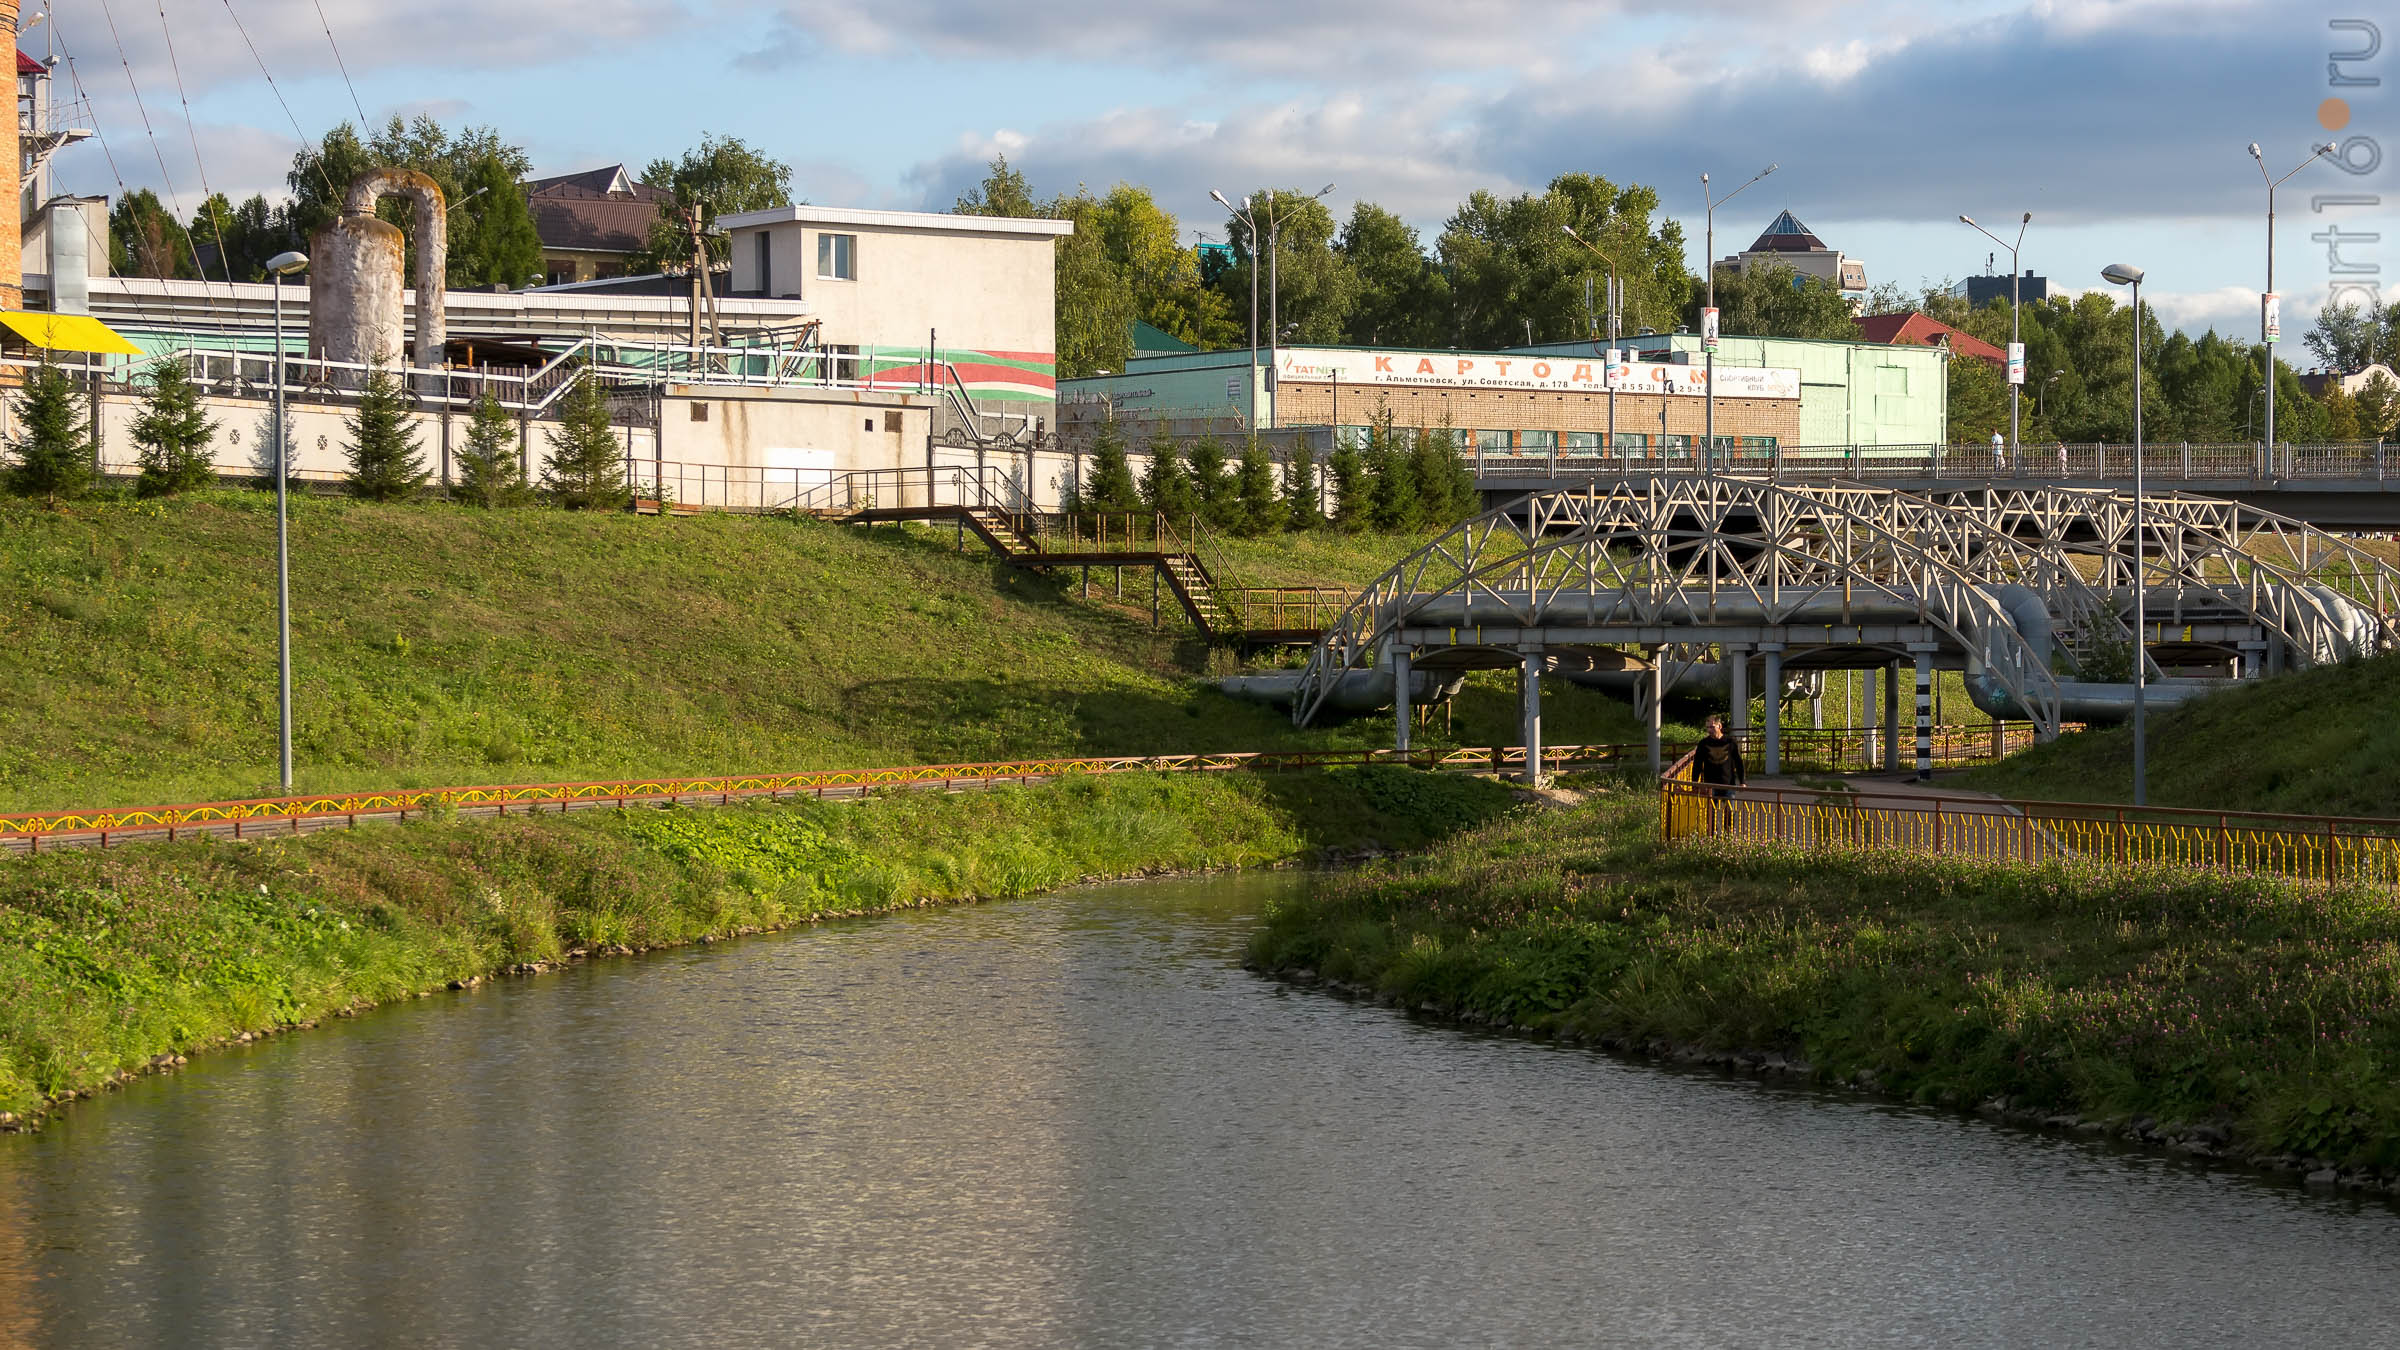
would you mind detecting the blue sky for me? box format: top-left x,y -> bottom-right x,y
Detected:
40,0 -> 2396,348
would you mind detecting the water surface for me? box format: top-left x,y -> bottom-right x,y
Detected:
5,873 -> 2397,1347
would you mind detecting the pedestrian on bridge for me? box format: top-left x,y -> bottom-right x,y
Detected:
2056,441 -> 2069,477
1991,427 -> 2006,472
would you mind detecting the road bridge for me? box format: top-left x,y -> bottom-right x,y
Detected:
1471,441 -> 2400,529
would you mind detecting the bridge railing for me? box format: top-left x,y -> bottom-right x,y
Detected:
1476,440 -> 2392,483
1659,777 -> 2400,890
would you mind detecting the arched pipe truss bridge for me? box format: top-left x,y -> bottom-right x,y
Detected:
1223,476 -> 2400,783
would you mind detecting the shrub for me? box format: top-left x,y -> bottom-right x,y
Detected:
343,362 -> 428,502
5,362 -> 95,505
455,389 -> 531,507
130,357 -> 219,497
539,371 -> 629,511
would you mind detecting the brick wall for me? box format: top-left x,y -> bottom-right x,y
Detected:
1270,382 -> 1801,445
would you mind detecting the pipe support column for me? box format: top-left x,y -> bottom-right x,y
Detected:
1759,645 -> 1783,776
1520,649 -> 1545,786
1392,647 -> 1413,755
1912,646 -> 1936,781
1883,661 -> 1903,774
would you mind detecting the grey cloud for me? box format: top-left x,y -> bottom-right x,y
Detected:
1474,3 -> 2347,227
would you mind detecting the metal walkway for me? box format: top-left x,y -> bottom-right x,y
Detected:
1288,474 -> 2400,784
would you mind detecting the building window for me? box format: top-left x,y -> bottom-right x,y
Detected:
1612,432 -> 1650,452
756,233 -> 772,297
1470,429 -> 1511,453
1661,434 -> 1693,456
1334,425 -> 1370,450
883,411 -> 902,433
818,233 -> 856,281
1563,431 -> 1602,452
690,402 -> 709,422
1519,429 -> 1558,453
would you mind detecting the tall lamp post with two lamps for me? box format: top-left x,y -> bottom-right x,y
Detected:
1701,162 -> 1775,472
1958,211 -> 2032,461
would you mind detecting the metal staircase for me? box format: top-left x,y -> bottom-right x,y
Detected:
791,467 -> 1344,644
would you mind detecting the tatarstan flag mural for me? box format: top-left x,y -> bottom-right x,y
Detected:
859,347 -> 1055,405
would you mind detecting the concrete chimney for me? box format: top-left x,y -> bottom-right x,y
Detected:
0,0 -> 20,311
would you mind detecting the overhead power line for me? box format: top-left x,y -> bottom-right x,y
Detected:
311,0 -> 370,129
219,0 -> 339,201
154,0 -> 234,286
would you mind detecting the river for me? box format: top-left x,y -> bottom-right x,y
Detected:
4,872 -> 2398,1347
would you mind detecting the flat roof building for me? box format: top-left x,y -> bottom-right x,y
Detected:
722,204 -> 1073,413
1060,330 -> 1948,456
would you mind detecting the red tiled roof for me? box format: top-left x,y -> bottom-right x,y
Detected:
18,50 -> 45,75
1853,311 -> 2006,367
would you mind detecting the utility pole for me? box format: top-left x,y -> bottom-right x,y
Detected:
1210,190 -> 1261,439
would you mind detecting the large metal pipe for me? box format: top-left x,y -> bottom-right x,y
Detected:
310,169 -> 447,371
1220,667 -> 1465,714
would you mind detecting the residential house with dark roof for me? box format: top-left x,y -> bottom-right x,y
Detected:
522,164 -> 675,286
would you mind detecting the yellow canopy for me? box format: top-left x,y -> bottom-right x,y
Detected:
0,311 -> 144,356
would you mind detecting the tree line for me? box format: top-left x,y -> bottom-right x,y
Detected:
1069,414 -> 1478,537
2,358 -> 635,511
108,117 -> 793,290
956,158 -> 2398,446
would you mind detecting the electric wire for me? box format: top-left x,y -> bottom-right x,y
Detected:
91,0 -> 217,295
310,0 -> 370,129
153,0 -> 235,286
218,0 -> 338,200
48,21 -> 164,327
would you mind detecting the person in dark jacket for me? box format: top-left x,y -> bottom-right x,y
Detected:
1694,714 -> 1745,829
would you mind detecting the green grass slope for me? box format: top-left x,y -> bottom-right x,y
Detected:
1970,652 -> 2400,817
0,496 -> 1653,812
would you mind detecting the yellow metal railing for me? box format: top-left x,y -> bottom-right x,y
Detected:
1659,779 -> 2400,889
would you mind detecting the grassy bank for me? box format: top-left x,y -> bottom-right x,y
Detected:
0,767 -> 1515,1124
1252,789 -> 2400,1170
0,494 -> 1667,812
1969,652 -> 2400,818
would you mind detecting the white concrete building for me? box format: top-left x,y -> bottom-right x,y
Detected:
721,205 -> 1071,415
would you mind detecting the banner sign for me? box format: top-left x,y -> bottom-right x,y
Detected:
2007,342 -> 2025,386
2263,292 -> 2281,344
1701,307 -> 1720,353
1276,348 -> 1801,400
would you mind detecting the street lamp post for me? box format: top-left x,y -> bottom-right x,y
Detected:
1261,183 -> 1335,431
2102,262 -> 2147,806
1561,224 -> 1624,459
1959,211 -> 2032,460
1701,162 -> 1775,472
1209,190 -> 1261,436
2247,142 -> 2335,455
264,249 -> 310,794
